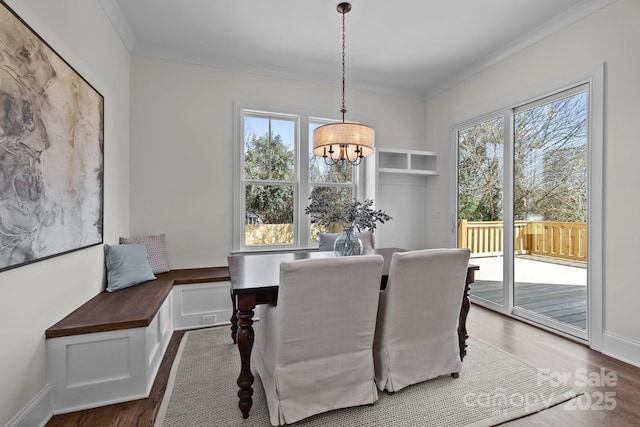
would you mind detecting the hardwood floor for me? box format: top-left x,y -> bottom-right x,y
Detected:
47,306 -> 640,426
467,306 -> 640,426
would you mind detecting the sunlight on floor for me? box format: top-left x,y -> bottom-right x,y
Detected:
471,255 -> 586,286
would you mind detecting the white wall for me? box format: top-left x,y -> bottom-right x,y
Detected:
424,0 -> 640,345
0,1 -> 130,425
129,56 -> 426,267
5,0 -> 637,423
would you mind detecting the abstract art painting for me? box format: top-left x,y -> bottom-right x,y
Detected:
0,1 -> 104,272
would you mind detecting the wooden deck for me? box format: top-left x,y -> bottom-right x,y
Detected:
468,255 -> 587,330
471,280 -> 587,329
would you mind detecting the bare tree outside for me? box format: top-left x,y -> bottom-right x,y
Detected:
458,91 -> 587,223
514,92 -> 587,222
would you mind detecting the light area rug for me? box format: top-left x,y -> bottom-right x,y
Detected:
155,326 -> 579,427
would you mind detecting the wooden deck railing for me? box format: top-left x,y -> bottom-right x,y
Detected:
458,220 -> 587,262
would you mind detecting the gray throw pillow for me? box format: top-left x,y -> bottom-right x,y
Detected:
318,233 -> 341,251
105,244 -> 156,292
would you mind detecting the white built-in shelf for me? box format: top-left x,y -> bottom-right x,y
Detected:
377,148 -> 438,175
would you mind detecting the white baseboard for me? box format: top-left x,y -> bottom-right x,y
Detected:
5,385 -> 52,427
602,331 -> 640,368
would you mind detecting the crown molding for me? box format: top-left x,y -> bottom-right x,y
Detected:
131,49 -> 427,100
94,0 -> 418,100
425,0 -> 619,99
97,0 -> 617,101
98,0 -> 136,51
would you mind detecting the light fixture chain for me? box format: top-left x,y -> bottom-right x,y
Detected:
341,8 -> 346,122
312,3 -> 373,167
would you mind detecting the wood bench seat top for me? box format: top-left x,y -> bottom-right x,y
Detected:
45,267 -> 230,339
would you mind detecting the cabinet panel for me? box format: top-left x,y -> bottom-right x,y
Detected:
172,282 -> 232,330
376,175 -> 427,249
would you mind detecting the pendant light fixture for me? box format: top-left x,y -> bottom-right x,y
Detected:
313,2 -> 375,166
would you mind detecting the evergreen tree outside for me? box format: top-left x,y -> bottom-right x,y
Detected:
308,153 -> 354,234
458,117 -> 504,222
243,118 -> 295,225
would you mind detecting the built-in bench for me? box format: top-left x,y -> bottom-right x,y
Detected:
46,267 -> 231,415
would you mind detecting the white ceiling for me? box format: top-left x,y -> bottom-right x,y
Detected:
98,0 -> 615,98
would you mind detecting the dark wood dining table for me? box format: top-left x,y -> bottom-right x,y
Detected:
227,247 -> 479,419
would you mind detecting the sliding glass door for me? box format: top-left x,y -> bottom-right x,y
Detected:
456,85 -> 589,340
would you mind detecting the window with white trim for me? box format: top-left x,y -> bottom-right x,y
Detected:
235,107 -> 357,251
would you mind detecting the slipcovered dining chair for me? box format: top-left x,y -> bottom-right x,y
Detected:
373,248 -> 471,393
253,255 -> 384,426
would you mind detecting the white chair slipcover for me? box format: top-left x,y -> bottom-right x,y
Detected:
373,248 -> 471,392
253,255 -> 384,425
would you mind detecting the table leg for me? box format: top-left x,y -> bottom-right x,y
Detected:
236,294 -> 256,418
458,268 -> 475,361
230,289 -> 238,344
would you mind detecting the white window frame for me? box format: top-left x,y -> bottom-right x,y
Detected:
233,103 -> 359,252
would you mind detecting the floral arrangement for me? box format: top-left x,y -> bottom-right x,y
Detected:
305,196 -> 392,232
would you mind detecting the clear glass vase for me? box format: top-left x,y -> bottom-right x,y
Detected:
334,226 -> 363,256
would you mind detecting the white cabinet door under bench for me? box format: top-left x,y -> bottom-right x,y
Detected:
47,293 -> 173,413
